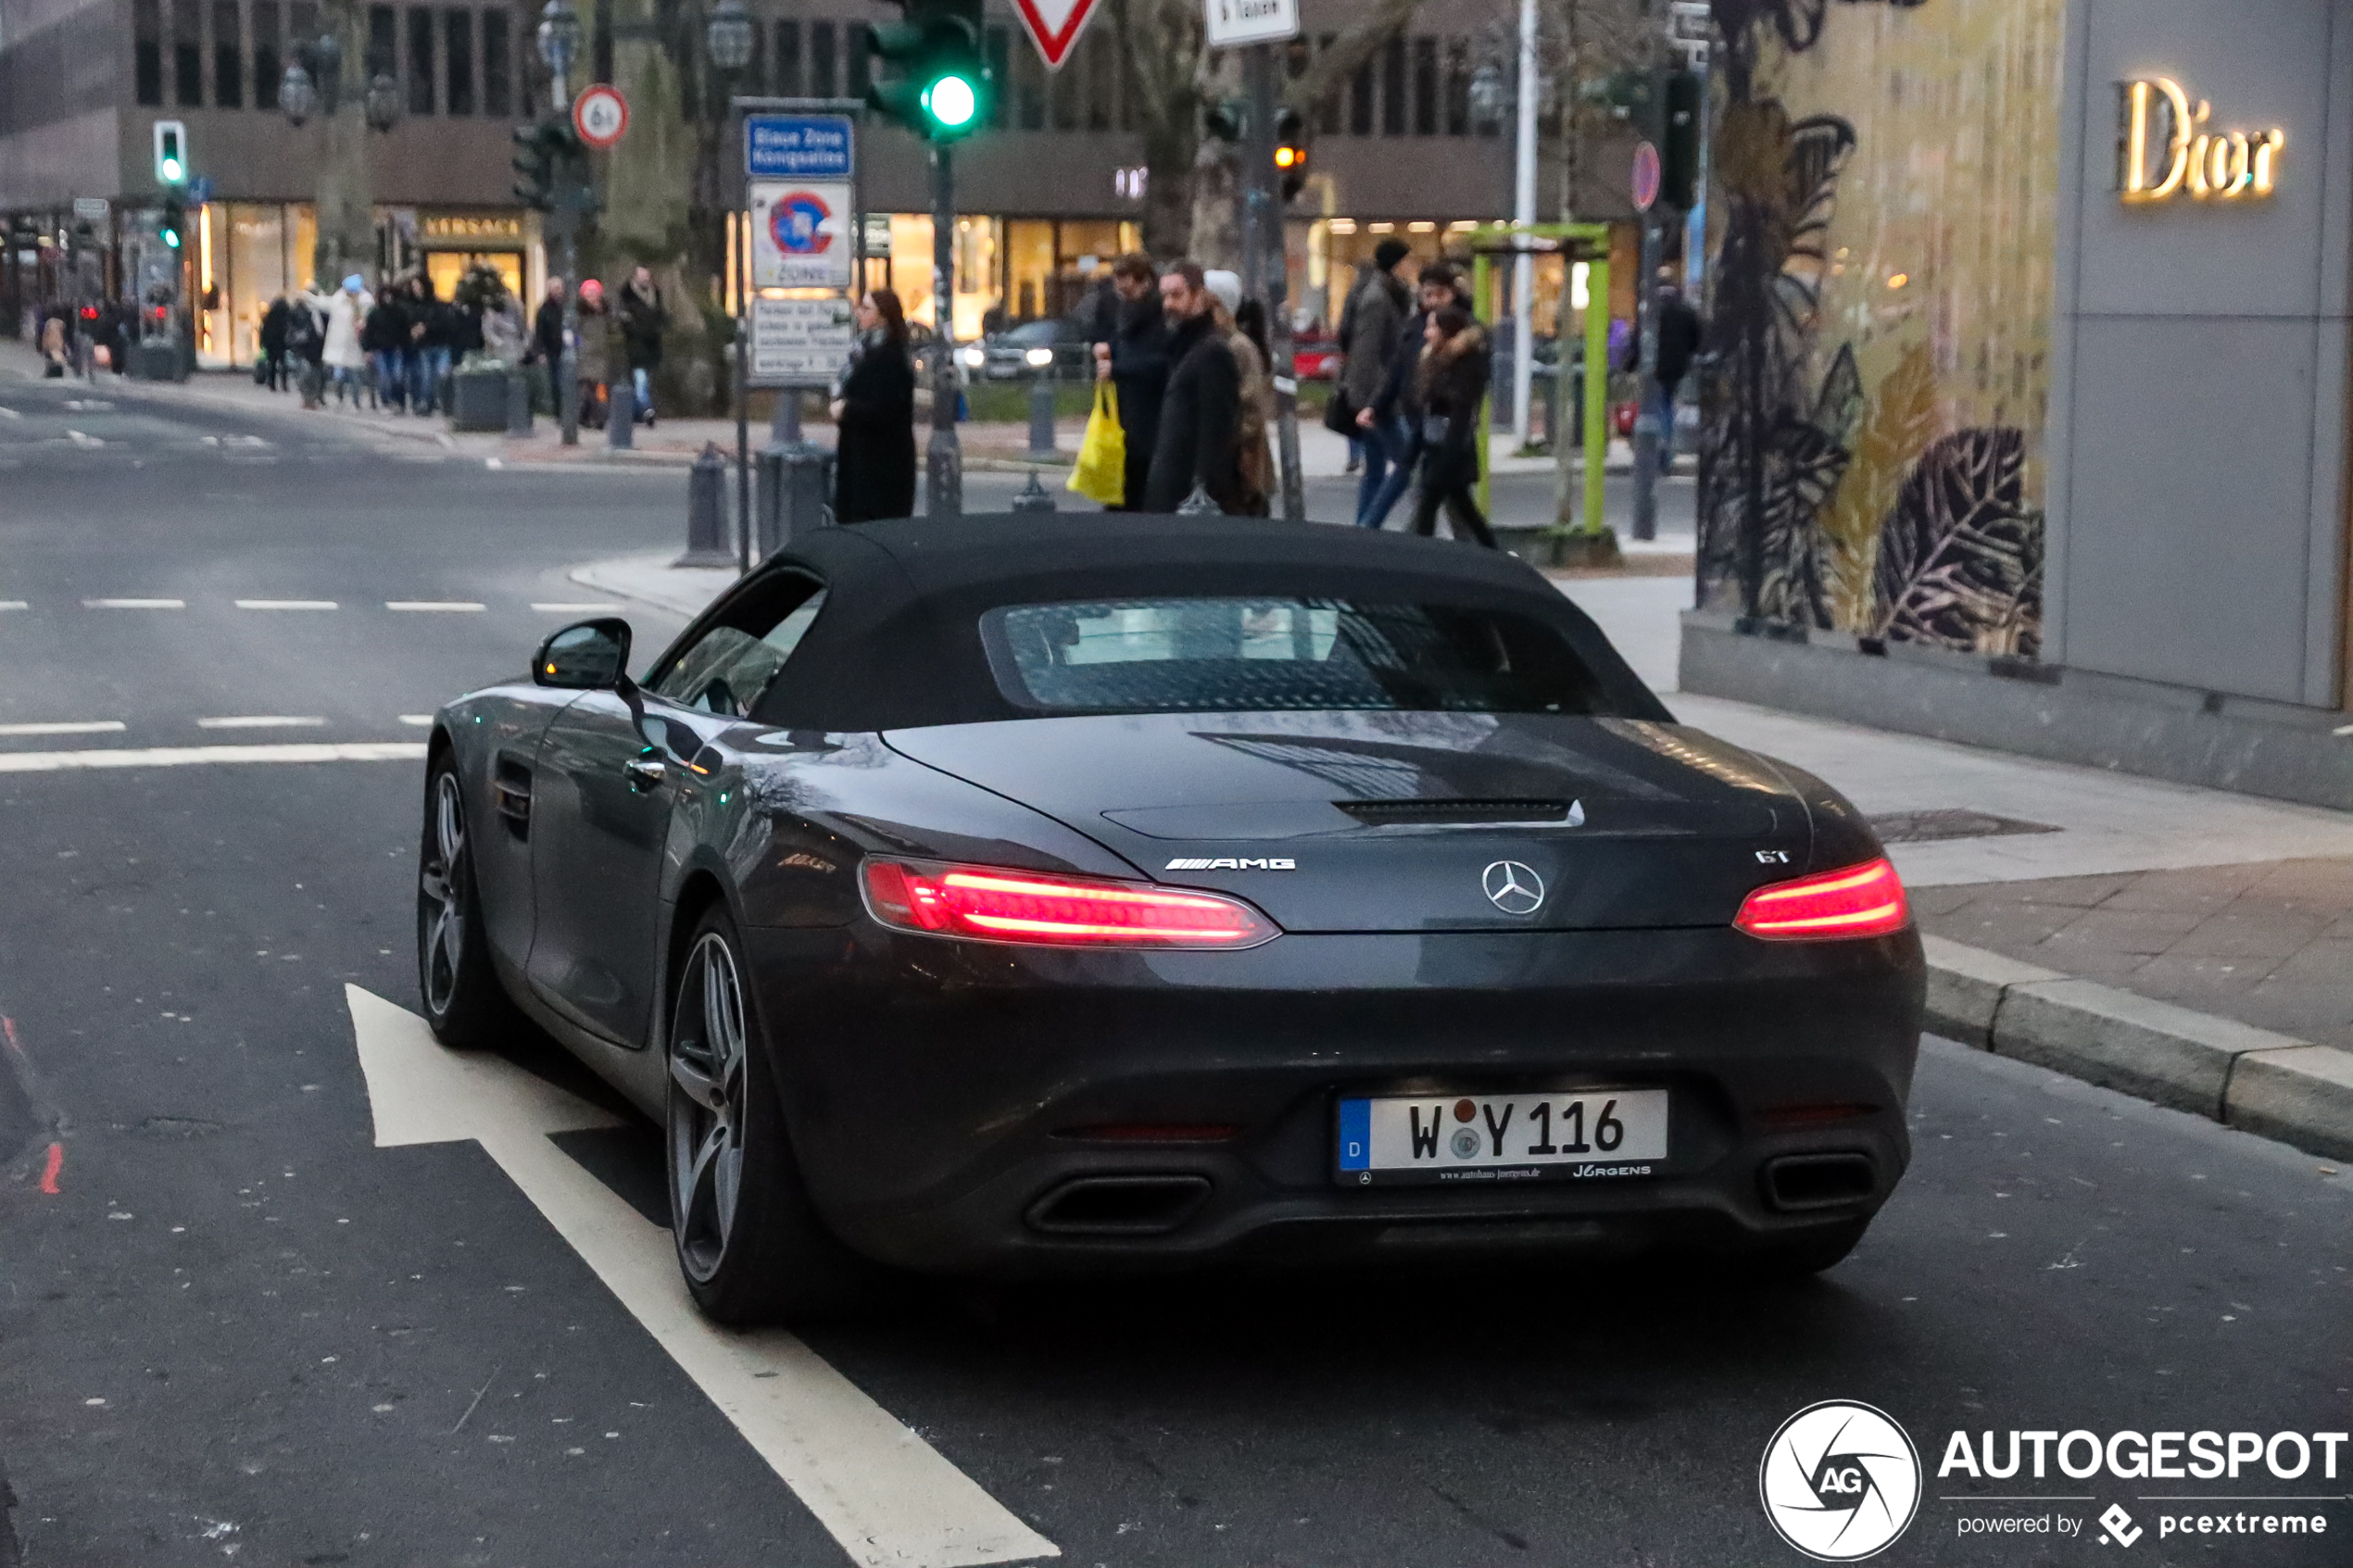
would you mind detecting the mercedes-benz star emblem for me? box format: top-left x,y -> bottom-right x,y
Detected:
1481,860 -> 1545,915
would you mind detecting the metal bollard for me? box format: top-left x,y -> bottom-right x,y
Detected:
1027,375 -> 1057,458
1011,470 -> 1057,512
505,373 -> 533,435
607,379 -> 635,449
677,444 -> 734,567
758,443 -> 833,555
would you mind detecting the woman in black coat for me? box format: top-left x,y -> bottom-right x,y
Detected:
829,289 -> 917,523
1407,307 -> 1497,547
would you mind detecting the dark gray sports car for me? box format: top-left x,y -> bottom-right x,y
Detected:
417,514 -> 1923,1323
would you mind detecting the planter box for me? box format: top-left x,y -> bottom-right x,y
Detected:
450,370 -> 513,432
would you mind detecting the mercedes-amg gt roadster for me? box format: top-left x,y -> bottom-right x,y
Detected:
415,514 -> 1924,1323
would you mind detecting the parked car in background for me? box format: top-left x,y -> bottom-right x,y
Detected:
1291,329 -> 1337,381
959,317 -> 1093,383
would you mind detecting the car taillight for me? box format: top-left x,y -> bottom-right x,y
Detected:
861,859 -> 1277,948
1733,857 -> 1908,941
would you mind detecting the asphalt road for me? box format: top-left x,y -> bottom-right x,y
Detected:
0,372 -> 2342,1568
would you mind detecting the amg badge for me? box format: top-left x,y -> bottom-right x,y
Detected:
1165,857 -> 1297,872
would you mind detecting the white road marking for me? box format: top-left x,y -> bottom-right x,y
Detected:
82,597 -> 185,609
0,720 -> 126,736
531,602 -> 623,613
0,742 -> 424,773
345,985 -> 1059,1568
0,406 -> 19,419
0,601 -> 26,610
65,430 -> 102,447
234,598 -> 338,610
196,715 -> 327,730
386,600 -> 486,612
484,458 -> 504,470
397,714 -> 434,726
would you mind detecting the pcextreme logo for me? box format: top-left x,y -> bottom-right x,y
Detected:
1760,1401 -> 1923,1562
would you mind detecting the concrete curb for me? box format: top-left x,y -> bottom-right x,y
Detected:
1922,935 -> 2353,1160
570,554 -> 736,621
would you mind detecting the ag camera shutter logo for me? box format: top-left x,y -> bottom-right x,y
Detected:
1759,1400 -> 1922,1561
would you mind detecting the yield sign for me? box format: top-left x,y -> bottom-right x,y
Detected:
1010,0 -> 1101,69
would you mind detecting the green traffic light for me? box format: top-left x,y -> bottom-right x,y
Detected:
160,157 -> 183,182
163,229 -> 182,247
922,72 -> 977,131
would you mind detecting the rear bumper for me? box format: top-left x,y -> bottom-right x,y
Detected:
744,923 -> 1923,1275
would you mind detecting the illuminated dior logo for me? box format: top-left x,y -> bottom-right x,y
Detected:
1164,858 -> 1295,872
2116,78 -> 2284,202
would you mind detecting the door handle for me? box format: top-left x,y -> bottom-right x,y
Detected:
623,757 -> 667,790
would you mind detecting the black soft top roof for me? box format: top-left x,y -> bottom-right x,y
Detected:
736,513 -> 1671,730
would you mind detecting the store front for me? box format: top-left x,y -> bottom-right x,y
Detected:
413,210 -> 533,304
186,203 -> 540,370
1679,0 -> 2353,809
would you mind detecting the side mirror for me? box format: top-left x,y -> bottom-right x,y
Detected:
534,618 -> 632,689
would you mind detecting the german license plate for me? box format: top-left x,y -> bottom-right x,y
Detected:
1335,1090 -> 1668,1185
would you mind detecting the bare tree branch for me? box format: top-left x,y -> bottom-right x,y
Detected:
1285,0 -> 1421,112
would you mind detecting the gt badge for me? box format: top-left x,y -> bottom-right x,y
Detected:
1165,857 -> 1296,872
1481,860 -> 1545,915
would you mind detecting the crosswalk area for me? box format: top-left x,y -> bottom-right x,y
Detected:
2,596 -> 623,615
0,586 -> 670,759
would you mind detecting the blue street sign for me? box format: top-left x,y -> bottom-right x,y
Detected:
187,175 -> 214,205
746,115 -> 854,181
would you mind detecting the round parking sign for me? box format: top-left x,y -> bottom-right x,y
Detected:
573,84 -> 629,150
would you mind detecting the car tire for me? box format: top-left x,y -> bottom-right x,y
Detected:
416,758 -> 524,1046
1750,1217 -> 1871,1278
665,904 -> 876,1326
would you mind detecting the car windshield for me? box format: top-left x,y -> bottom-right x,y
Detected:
1002,320 -> 1060,345
979,596 -> 1611,716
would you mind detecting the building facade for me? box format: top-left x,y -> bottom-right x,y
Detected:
1683,0 -> 2353,809
1,0 -> 1618,360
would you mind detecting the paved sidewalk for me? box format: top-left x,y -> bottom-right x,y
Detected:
1914,861 -> 2353,1054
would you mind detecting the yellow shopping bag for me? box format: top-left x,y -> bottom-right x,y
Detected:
1067,383 -> 1126,506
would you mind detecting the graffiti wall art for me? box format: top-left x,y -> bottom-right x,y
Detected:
1698,0 -> 2061,656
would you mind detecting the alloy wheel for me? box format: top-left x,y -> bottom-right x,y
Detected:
670,931 -> 750,1283
418,771 -> 467,1016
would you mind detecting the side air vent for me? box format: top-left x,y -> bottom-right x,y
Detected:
1336,797 -> 1579,827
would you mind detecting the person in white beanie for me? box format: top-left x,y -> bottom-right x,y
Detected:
321,273 -> 369,408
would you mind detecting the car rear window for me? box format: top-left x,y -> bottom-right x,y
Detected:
978,596 -> 1613,716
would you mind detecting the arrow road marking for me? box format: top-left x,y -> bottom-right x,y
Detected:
345,985 -> 1059,1568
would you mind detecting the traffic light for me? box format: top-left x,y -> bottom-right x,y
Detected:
1274,107 -> 1308,201
1659,70 -> 1701,210
153,119 -> 188,185
160,192 -> 185,249
511,117 -> 585,211
1203,99 -> 1245,143
866,0 -> 991,141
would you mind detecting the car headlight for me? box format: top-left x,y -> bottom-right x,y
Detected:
959,345 -> 985,369
1024,346 -> 1056,369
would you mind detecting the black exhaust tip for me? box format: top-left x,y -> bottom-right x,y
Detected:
1026,1174 -> 1212,1236
1761,1152 -> 1878,1212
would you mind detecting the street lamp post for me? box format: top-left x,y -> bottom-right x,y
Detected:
281,18 -> 394,303
538,0 -> 584,445
705,0 -> 754,561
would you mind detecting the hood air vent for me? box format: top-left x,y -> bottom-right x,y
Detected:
1335,797 -> 1582,827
